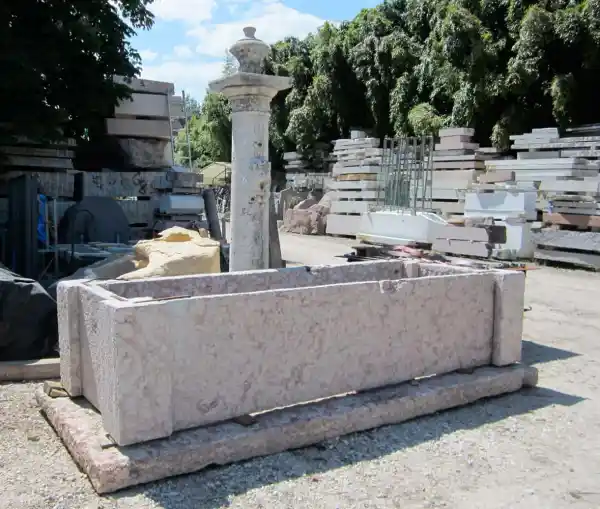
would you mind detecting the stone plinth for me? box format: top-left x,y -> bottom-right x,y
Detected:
37,364 -> 536,494
208,28 -> 291,271
57,260 -> 525,446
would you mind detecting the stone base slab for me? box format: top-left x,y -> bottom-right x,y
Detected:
0,358 -> 60,381
37,364 -> 535,494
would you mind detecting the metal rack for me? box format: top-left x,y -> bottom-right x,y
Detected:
376,135 -> 434,213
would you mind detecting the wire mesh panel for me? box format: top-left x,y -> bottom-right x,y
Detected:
376,136 -> 434,213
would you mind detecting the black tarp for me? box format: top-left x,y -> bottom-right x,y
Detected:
0,265 -> 58,361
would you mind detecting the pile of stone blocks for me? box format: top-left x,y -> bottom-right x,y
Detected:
507,126 -> 600,267
0,137 -> 75,173
477,128 -> 600,262
429,128 -> 490,218
41,259 -> 534,493
432,220 -> 507,258
283,148 -> 332,192
106,77 -> 181,169
326,136 -> 383,236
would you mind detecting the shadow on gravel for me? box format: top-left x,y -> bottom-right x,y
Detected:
112,385 -> 584,509
522,340 -> 580,365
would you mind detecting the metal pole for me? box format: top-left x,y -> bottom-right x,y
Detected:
182,90 -> 193,171
53,198 -> 59,277
167,93 -> 175,166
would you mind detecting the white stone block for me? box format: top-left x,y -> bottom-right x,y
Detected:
330,200 -> 373,214
115,93 -> 170,118
326,213 -> 361,236
464,190 -> 537,221
435,142 -> 479,151
105,118 -> 171,139
439,128 -> 475,138
516,151 -> 561,160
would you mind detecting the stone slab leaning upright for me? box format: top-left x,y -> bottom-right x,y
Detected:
209,27 -> 291,271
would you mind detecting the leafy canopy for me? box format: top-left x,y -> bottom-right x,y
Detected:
179,0 -> 600,169
0,0 -> 154,143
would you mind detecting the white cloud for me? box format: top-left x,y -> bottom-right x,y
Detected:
188,0 -> 326,58
141,59 -> 223,99
173,45 -> 195,59
139,0 -> 328,99
150,0 -> 217,23
139,49 -> 159,62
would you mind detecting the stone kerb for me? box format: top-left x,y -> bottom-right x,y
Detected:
57,260 -> 525,446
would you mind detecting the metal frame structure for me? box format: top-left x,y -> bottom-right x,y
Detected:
376,135 -> 434,213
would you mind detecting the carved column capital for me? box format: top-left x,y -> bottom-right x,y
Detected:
229,95 -> 272,113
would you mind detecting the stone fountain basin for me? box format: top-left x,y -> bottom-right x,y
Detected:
57,260 -> 524,446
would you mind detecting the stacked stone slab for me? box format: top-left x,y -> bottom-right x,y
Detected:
473,127 -> 600,263
432,220 -> 507,258
429,128 -> 489,218
106,77 -> 178,169
326,136 -> 383,236
502,127 -> 600,267
283,150 -> 331,191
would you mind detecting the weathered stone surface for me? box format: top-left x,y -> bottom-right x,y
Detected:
37,364 -> 531,494
61,262 -> 502,446
56,281 -> 82,396
491,270 -> 525,366
116,138 -> 170,168
0,358 -> 60,382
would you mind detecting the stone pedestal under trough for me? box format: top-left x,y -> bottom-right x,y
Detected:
43,259 -> 534,492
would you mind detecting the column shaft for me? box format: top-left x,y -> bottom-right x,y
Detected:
229,108 -> 271,271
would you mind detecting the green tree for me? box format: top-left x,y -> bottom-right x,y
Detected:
0,0 -> 154,145
181,0 -> 600,164
222,50 -> 238,77
174,93 -> 232,168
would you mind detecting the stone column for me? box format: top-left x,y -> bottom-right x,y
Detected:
209,27 -> 291,271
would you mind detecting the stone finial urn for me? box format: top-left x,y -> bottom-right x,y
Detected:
229,26 -> 270,74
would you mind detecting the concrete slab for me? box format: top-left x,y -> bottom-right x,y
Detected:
439,128 -> 475,137
115,93 -> 170,119
534,230 -> 600,254
330,200 -> 374,214
36,364 -> 534,494
0,358 -> 60,381
432,238 -> 491,258
326,213 -> 361,236
105,118 -> 171,139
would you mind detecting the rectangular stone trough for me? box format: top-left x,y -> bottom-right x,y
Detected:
57,260 -> 525,448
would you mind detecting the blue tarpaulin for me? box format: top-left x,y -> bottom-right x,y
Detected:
37,194 -> 47,244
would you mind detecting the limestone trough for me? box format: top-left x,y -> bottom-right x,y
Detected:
46,259 -> 531,493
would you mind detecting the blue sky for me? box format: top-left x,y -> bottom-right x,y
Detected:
132,0 -> 379,100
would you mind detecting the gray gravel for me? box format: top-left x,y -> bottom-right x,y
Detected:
2,262 -> 600,508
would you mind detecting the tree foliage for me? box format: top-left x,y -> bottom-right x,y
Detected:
177,0 -> 600,168
0,0 -> 154,144
174,93 -> 232,168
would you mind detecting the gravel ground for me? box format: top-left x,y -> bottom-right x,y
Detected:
1,246 -> 600,508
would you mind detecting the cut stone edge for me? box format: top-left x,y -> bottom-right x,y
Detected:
36,364 -> 536,494
0,358 -> 60,382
